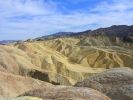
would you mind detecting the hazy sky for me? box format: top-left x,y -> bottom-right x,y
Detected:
0,0 -> 133,40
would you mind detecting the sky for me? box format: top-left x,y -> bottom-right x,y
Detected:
0,0 -> 133,40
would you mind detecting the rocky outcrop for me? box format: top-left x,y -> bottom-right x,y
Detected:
75,67 -> 133,100
21,86 -> 111,100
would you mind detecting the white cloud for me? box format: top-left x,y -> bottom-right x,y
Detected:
0,0 -> 133,40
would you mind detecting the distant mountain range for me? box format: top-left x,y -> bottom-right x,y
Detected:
1,25 -> 133,44
89,25 -> 133,37
36,25 -> 133,42
35,32 -> 76,40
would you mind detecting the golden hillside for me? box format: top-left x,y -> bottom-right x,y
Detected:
0,36 -> 132,86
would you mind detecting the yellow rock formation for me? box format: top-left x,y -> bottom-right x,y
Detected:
0,36 -> 132,85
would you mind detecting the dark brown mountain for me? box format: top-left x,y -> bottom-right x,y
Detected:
36,25 -> 133,42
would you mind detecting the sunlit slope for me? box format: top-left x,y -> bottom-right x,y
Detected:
44,37 -> 133,68
0,36 -> 132,85
0,43 -> 104,85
